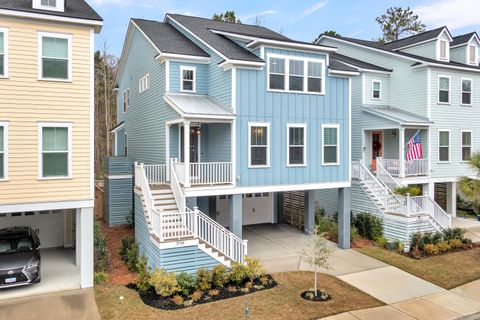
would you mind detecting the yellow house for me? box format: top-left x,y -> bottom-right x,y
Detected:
0,0 -> 102,293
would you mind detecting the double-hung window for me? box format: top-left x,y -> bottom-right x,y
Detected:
39,124 -> 71,178
438,130 -> 450,162
269,57 -> 285,90
439,40 -> 448,60
372,80 -> 381,99
39,33 -> 71,81
0,29 -> 7,77
462,79 -> 472,105
307,61 -> 323,93
287,124 -> 306,166
124,132 -> 128,156
438,76 -> 450,104
180,66 -> 195,92
248,123 -> 270,167
322,124 -> 339,165
469,45 -> 477,64
123,89 -> 130,112
289,60 -> 304,91
139,74 -> 150,93
462,131 -> 472,162
0,123 -> 7,180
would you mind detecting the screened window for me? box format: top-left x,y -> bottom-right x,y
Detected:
0,32 -> 4,76
0,126 -> 4,179
323,125 -> 339,165
469,45 -> 477,64
439,76 -> 450,103
307,61 -> 322,93
41,127 -> 69,177
269,57 -> 285,90
41,35 -> 69,80
462,79 -> 472,105
289,60 -> 304,91
462,131 -> 472,162
439,40 -> 448,60
249,124 -> 269,167
372,80 -> 381,99
287,125 -> 306,166
181,67 -> 195,92
41,0 -> 56,6
439,130 -> 450,162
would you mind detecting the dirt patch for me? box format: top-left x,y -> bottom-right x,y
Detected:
101,222 -> 137,286
352,238 -> 372,248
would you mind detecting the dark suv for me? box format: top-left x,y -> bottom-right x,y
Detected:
0,227 -> 41,289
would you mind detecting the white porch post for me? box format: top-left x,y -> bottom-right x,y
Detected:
77,207 -> 94,288
184,121 -> 191,187
399,127 -> 406,178
166,124 -> 170,182
447,181 -> 457,217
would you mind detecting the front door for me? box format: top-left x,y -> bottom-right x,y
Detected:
371,131 -> 383,171
180,126 -> 200,163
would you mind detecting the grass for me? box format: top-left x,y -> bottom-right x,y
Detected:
95,271 -> 383,320
357,245 -> 480,289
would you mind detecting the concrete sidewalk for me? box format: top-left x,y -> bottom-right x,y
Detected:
453,217 -> 480,243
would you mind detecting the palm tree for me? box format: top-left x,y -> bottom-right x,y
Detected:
459,152 -> 480,214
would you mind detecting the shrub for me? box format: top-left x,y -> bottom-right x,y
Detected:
443,228 -> 466,242
119,236 -> 135,261
196,268 -> 213,291
211,264 -> 229,288
394,186 -> 422,197
120,236 -> 139,272
94,221 -> 109,273
423,243 -> 439,255
149,268 -> 179,297
353,212 -> 383,240
245,257 -> 266,281
135,256 -> 151,293
190,290 -> 203,302
229,262 -> 249,285
94,272 -> 108,284
436,241 -> 451,253
315,214 -> 337,238
350,226 -> 361,243
374,236 -> 388,248
170,295 -> 184,305
209,289 -> 220,296
177,272 -> 197,297
448,239 -> 463,249
411,232 -> 423,249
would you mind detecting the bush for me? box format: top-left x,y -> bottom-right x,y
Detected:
196,268 -> 213,291
394,186 -> 422,197
135,256 -> 151,293
245,257 -> 266,281
436,241 -> 451,253
315,214 -> 338,239
448,238 -> 463,249
211,264 -> 229,288
443,228 -> 466,242
353,212 -> 383,240
374,236 -> 388,248
94,272 -> 108,284
170,295 -> 184,305
94,221 -> 109,273
423,243 -> 439,255
120,236 -> 139,272
229,262 -> 249,285
190,290 -> 203,302
177,272 -> 197,297
350,226 -> 361,243
120,236 -> 135,260
150,268 -> 179,297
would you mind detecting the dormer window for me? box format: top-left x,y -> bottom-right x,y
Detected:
439,40 -> 448,60
41,0 -> 56,7
469,45 -> 477,64
33,0 -> 64,12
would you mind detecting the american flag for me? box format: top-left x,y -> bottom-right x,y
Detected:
406,131 -> 423,161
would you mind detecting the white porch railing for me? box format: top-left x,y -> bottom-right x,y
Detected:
410,196 -> 452,231
378,158 -> 429,177
172,161 -> 233,186
170,159 -> 186,213
144,164 -> 167,185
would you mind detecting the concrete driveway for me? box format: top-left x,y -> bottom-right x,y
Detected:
453,217 -> 480,243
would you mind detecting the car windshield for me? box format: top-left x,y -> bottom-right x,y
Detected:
0,236 -> 34,254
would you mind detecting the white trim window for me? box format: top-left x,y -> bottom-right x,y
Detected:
180,66 -> 196,93
468,45 -> 477,65
123,89 -> 130,112
438,130 -> 450,162
38,123 -> 72,179
139,74 -> 150,93
322,124 -> 340,165
268,54 -> 325,94
38,32 -> 71,81
248,123 -> 270,167
0,28 -> 8,78
461,130 -> 472,162
438,76 -> 450,104
287,124 -> 306,166
438,39 -> 448,61
0,122 -> 8,180
33,0 -> 64,12
124,132 -> 128,157
461,78 -> 472,105
372,80 -> 381,100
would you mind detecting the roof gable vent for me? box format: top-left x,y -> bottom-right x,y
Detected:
32,0 -> 65,12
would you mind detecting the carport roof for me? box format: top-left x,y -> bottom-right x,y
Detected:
164,93 -> 235,120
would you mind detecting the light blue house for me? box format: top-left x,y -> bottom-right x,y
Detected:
108,14 -> 357,273
317,27 -> 480,242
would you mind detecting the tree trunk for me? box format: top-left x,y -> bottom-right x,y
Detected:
314,265 -> 317,296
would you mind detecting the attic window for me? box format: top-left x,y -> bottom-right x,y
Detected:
41,0 -> 57,7
469,45 -> 477,64
439,40 -> 448,60
33,0 -> 64,12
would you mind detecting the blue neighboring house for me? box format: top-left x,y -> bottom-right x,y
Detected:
107,14 -> 358,273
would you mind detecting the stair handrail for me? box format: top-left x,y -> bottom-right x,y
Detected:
376,159 -> 402,192
170,158 -> 186,213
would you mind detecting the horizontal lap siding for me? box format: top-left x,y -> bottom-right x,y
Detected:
364,73 -> 390,106
0,17 -> 92,204
105,178 -> 133,226
106,157 -> 132,175
236,48 -> 350,187
402,41 -> 436,60
169,61 -> 208,94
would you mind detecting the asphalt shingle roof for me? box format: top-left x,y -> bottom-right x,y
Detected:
330,53 -> 392,72
451,32 -> 477,47
329,58 -> 359,73
383,27 -> 446,50
132,19 -> 209,57
0,0 -> 102,21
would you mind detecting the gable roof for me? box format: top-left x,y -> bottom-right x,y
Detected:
132,19 -> 209,58
383,26 -> 447,50
330,53 -> 392,72
451,32 -> 480,47
0,0 -> 102,21
328,58 -> 359,73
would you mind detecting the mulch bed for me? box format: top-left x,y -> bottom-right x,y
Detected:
126,275 -> 278,310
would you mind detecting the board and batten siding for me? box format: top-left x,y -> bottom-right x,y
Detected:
117,28 -> 179,165
0,16 -> 93,204
235,48 -> 350,187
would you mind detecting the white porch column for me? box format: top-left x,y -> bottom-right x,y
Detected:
447,181 -> 457,217
399,127 -> 406,178
77,207 -> 94,288
166,124 -> 170,181
184,121 -> 191,187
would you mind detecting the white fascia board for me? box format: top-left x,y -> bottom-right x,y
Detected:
183,114 -> 236,121
411,62 -> 480,73
328,70 -> 360,77
155,53 -> 211,64
0,199 -> 94,214
218,59 -> 265,71
109,122 -> 124,134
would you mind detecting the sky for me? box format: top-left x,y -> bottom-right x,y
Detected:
89,0 -> 480,57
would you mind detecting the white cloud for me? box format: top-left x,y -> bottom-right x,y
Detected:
414,0 -> 480,30
347,30 -> 363,37
302,1 -> 328,18
240,10 -> 277,22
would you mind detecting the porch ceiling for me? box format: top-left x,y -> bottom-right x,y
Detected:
165,93 -> 236,121
362,106 -> 433,127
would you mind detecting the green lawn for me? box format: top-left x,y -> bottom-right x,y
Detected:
356,245 -> 480,289
95,271 -> 383,320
